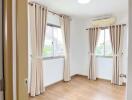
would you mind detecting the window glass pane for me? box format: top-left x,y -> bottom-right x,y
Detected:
104,29 -> 113,56
43,25 -> 64,58
53,27 -> 64,56
43,26 -> 54,57
95,30 -> 105,56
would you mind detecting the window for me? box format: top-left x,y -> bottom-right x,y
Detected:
95,28 -> 112,57
43,24 -> 64,58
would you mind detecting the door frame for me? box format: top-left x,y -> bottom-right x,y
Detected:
15,0 -> 28,100
3,0 -> 28,100
3,0 -> 13,100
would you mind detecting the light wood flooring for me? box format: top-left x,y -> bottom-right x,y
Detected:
29,76 -> 126,100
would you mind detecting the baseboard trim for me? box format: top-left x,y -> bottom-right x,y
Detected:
96,78 -> 111,82
75,74 -> 88,77
45,75 -> 116,88
45,74 -> 78,88
73,74 -> 112,82
45,80 -> 63,88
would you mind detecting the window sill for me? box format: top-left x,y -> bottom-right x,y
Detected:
96,56 -> 113,58
43,56 -> 64,60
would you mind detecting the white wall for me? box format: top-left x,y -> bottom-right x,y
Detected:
96,26 -> 128,81
75,20 -> 114,79
70,18 -> 89,76
74,14 -> 128,81
96,58 -> 113,80
115,12 -> 128,24
28,11 -> 128,93
28,13 -> 80,92
122,26 -> 128,83
127,0 -> 132,99
47,12 -> 60,26
44,58 -> 64,87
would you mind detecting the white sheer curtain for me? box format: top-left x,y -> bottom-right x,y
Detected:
109,25 -> 124,85
29,3 -> 47,96
88,28 -> 99,80
59,15 -> 71,82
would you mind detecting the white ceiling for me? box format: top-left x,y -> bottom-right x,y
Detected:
29,0 -> 128,18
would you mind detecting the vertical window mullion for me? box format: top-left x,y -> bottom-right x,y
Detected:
104,29 -> 105,56
52,27 -> 54,57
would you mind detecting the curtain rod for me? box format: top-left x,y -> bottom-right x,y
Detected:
28,2 -> 62,17
86,24 -> 126,30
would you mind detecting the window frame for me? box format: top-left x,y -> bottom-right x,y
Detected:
43,23 -> 64,59
96,28 -> 113,58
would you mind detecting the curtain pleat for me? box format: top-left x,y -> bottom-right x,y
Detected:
88,28 -> 99,80
109,25 -> 124,85
59,15 -> 71,82
29,3 -> 47,96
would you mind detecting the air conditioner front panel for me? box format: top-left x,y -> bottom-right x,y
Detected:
90,17 -> 116,27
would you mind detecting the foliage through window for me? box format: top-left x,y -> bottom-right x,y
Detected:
43,25 -> 64,57
95,28 -> 112,57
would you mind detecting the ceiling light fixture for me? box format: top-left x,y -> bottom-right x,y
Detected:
78,0 -> 91,4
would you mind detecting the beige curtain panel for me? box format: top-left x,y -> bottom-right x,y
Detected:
59,15 -> 71,82
88,28 -> 99,80
109,25 -> 124,85
29,4 -> 47,96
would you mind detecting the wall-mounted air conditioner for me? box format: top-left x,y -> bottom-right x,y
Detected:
90,16 -> 116,27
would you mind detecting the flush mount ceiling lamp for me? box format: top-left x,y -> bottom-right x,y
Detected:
78,0 -> 91,4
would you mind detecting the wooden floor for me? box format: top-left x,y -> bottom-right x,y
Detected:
29,76 -> 126,100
